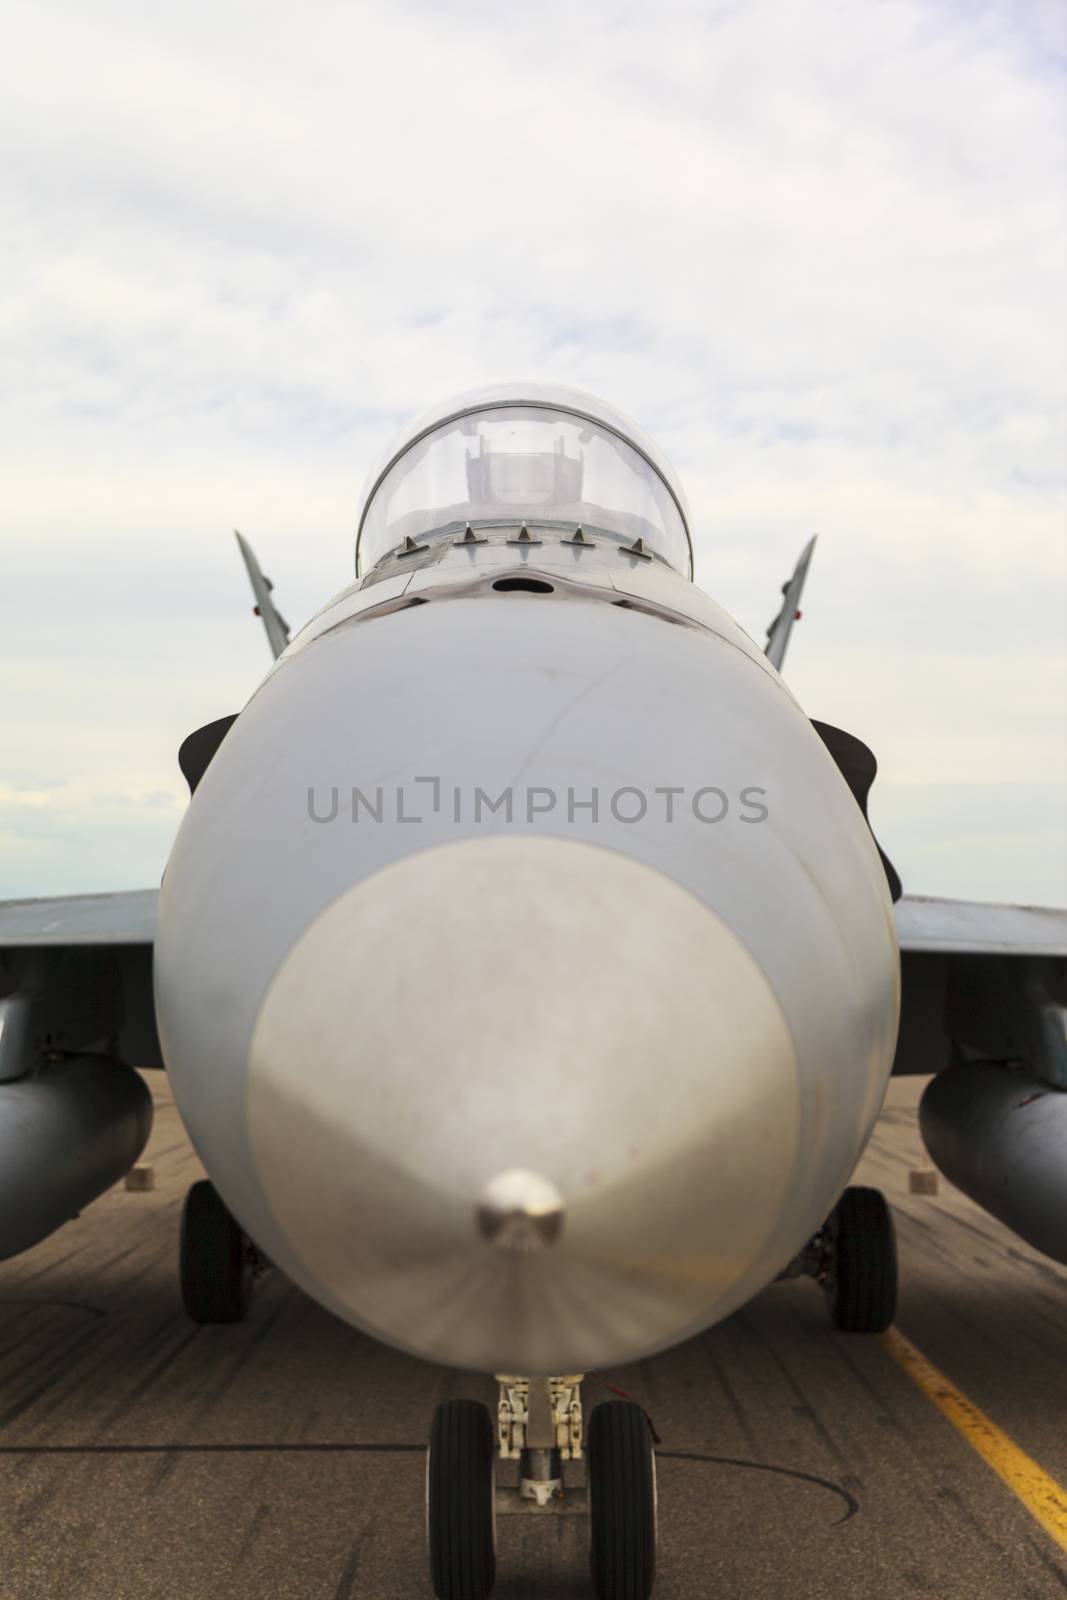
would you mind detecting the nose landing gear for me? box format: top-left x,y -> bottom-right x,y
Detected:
179,1178 -> 265,1324
588,1399 -> 657,1600
781,1182 -> 899,1332
427,1399 -> 497,1600
426,1377 -> 656,1600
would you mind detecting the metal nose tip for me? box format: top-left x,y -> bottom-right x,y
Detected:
476,1169 -> 565,1253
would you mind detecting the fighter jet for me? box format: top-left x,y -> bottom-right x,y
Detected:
1,383 -> 1064,1600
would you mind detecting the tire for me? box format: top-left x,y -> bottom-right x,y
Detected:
827,1184 -> 898,1332
427,1399 -> 496,1600
587,1400 -> 656,1600
179,1179 -> 253,1324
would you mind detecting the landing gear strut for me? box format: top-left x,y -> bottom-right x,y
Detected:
426,1376 -> 656,1600
179,1178 -> 261,1324
782,1183 -> 898,1332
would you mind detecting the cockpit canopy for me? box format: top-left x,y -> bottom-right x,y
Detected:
356,383 -> 692,576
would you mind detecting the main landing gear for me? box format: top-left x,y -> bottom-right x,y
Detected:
781,1182 -> 899,1332
426,1376 -> 656,1600
179,1178 -> 266,1324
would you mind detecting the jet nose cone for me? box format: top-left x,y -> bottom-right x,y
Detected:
247,835 -> 799,1373
477,1169 -> 565,1253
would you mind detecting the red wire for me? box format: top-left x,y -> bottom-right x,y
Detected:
587,1374 -> 662,1445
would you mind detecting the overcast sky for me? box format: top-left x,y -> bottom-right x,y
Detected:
2,0 -> 1065,906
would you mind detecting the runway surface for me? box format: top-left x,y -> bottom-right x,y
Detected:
2,1075 -> 1066,1600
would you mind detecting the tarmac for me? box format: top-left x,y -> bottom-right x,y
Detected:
1,1074 -> 1065,1599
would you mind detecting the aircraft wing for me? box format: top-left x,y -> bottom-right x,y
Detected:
892,893 -> 1067,1077
0,890 -> 162,1077
4,885 -> 1063,1080
896,893 -> 1067,957
0,888 -> 158,946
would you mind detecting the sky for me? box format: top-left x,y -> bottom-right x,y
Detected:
2,0 -> 1065,906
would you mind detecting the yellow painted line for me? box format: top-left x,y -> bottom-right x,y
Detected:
883,1327 -> 1067,1552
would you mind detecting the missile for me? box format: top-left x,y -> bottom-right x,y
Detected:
154,384 -> 900,1373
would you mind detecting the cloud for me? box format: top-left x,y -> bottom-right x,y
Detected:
0,0 -> 1064,900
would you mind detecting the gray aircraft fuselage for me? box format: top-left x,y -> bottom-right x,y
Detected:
154,390 -> 899,1374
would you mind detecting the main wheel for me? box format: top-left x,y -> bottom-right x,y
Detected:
427,1399 -> 496,1600
827,1184 -> 898,1332
587,1400 -> 656,1600
179,1179 -> 253,1324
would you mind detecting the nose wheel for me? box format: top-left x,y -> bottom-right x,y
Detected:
427,1400 -> 497,1600
426,1380 -> 657,1600
179,1178 -> 258,1324
588,1400 -> 657,1600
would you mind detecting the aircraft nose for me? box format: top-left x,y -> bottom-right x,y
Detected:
246,835 -> 799,1373
477,1169 -> 565,1253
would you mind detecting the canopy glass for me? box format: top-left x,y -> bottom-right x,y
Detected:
357,401 -> 691,574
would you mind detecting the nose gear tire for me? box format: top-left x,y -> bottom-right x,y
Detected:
587,1399 -> 656,1600
427,1399 -> 497,1600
